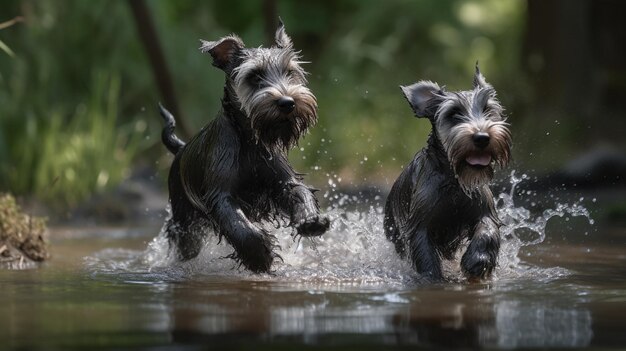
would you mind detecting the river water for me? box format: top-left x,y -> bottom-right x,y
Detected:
1,175 -> 624,349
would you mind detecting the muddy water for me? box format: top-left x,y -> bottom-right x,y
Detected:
1,183 -> 625,349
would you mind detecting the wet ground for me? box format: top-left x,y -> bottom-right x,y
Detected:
1,184 -> 625,350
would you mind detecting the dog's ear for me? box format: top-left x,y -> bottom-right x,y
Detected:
274,18 -> 293,49
473,61 -> 492,89
401,81 -> 444,119
199,35 -> 244,70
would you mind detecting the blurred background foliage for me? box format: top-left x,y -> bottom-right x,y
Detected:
0,0 -> 624,210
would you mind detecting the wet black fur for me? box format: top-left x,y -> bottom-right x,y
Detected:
384,68 -> 507,281
159,23 -> 328,273
384,134 -> 501,281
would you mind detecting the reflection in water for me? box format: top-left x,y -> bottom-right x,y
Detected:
270,307 -> 392,335
139,281 -> 592,348
388,298 -> 592,348
492,301 -> 592,348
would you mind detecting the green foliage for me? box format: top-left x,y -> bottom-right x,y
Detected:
287,0 -> 527,182
0,39 -> 15,57
0,2 -> 152,207
0,0 -> 527,206
1,72 -> 148,207
0,16 -> 22,57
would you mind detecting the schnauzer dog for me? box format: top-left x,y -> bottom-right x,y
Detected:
159,20 -> 329,273
384,65 -> 512,281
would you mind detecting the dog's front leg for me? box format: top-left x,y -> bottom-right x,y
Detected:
461,216 -> 500,280
279,180 -> 329,237
408,228 -> 443,281
213,194 -> 274,273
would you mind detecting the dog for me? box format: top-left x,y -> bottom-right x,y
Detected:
159,20 -> 329,273
384,64 -> 512,281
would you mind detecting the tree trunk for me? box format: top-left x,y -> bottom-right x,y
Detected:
128,0 -> 192,139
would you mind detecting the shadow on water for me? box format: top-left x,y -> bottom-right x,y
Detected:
3,173 -> 624,349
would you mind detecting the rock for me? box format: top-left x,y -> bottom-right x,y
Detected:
0,193 -> 49,269
560,146 -> 626,187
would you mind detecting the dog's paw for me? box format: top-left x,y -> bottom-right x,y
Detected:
238,231 -> 274,273
461,251 -> 495,280
296,215 -> 330,237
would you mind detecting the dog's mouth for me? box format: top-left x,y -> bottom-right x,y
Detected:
276,115 -> 293,124
465,151 -> 492,168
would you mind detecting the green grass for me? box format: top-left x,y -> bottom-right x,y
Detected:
1,72 -> 149,207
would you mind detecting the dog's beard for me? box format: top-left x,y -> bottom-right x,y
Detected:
244,85 -> 317,149
455,163 -> 495,196
443,122 -> 512,196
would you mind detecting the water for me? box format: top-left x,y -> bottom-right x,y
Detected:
1,175 -> 625,350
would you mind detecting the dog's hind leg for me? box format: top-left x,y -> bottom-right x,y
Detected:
461,216 -> 500,280
165,155 -> 209,261
165,215 -> 206,261
213,194 -> 274,273
384,204 -> 405,257
408,228 -> 443,281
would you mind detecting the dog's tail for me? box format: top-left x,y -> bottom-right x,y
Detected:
159,103 -> 185,154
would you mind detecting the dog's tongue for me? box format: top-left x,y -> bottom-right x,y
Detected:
466,152 -> 492,166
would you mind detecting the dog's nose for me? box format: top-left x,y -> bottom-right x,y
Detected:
472,132 -> 490,148
277,96 -> 295,113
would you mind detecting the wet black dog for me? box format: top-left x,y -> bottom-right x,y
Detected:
384,65 -> 512,281
159,20 -> 329,273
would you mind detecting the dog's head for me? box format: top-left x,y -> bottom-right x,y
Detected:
401,64 -> 512,192
200,19 -> 317,149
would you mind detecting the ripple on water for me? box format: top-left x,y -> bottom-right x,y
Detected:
85,171 -> 593,286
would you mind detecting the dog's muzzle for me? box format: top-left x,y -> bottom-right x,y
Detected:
472,132 -> 490,148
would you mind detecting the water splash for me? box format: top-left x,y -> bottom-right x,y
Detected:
493,171 -> 593,280
86,171 -> 593,286
86,205 -> 416,288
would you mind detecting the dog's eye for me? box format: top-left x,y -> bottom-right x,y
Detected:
247,71 -> 263,86
287,68 -> 302,77
450,113 -> 464,121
